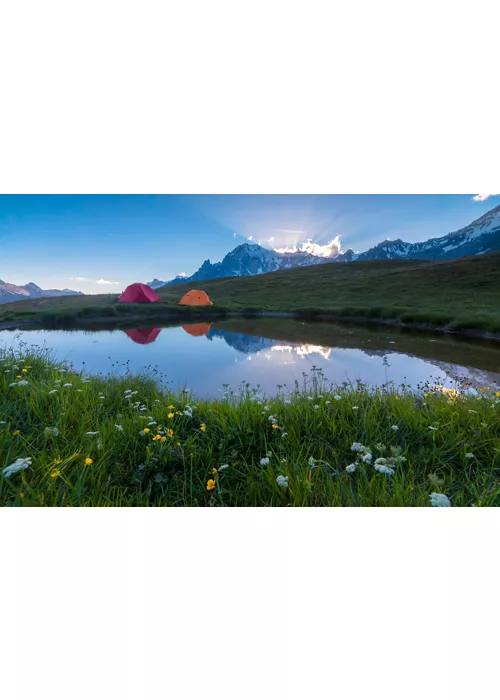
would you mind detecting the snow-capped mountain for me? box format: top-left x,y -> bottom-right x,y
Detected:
146,278 -> 168,289
160,243 -> 353,287
0,280 -> 83,305
358,204 -> 500,261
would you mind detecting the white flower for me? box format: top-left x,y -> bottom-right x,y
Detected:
374,457 -> 388,466
58,369 -> 67,373
97,438 -> 103,450
351,442 -> 365,453
86,431 -> 99,436
260,457 -> 270,466
82,379 -> 91,384
2,457 -> 32,478
429,426 -> 438,431
352,406 -> 359,411
334,395 -> 341,401
218,464 -> 230,472
0,421 -> 6,425
263,406 -> 270,412
268,415 -> 277,423
148,421 -> 157,427
313,405 -> 320,410
307,397 -> 313,401
183,410 -> 192,418
281,459 -> 287,463
391,425 -> 399,431
284,399 -> 291,405
63,383 -> 72,387
325,401 -> 331,405
115,424 -> 123,431
465,453 -> 475,459
362,453 -> 372,464
468,409 -> 477,414
44,427 -> 60,437
276,475 -> 289,487
375,464 -> 395,476
281,432 -> 288,438
345,463 -> 357,473
139,430 -> 146,436
429,492 -> 451,507
139,407 -> 147,412
308,456 -> 316,468
76,389 -> 82,393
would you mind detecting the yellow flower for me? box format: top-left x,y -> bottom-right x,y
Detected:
167,428 -> 174,438
272,424 -> 279,430
206,479 -> 216,491
16,375 -> 22,379
167,413 -> 175,419
168,404 -> 175,409
496,392 -> 500,398
176,441 -> 181,447
85,457 -> 93,465
53,459 -> 62,465
13,430 -> 21,436
20,492 -> 24,498
160,436 -> 167,443
143,428 -> 150,434
176,411 -> 182,415
200,423 -> 207,432
157,425 -> 163,430
22,368 -> 28,373
153,434 -> 162,441
211,467 -> 217,474
50,469 -> 61,478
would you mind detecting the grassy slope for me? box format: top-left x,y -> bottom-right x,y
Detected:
1,350 -> 500,507
2,253 -> 500,331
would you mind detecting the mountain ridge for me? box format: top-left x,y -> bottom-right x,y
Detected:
0,280 -> 83,305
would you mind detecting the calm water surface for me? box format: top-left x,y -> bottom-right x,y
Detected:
1,319 -> 500,397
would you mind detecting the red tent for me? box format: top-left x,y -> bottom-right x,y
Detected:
123,328 -> 162,344
118,283 -> 161,303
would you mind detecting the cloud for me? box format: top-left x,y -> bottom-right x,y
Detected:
248,236 -> 253,241
274,236 -> 342,258
71,277 -> 120,285
268,236 -> 275,243
233,232 -> 237,237
177,272 -> 187,278
472,194 -> 498,202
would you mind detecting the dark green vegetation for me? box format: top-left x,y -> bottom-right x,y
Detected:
1,349 -> 499,507
1,253 -> 500,333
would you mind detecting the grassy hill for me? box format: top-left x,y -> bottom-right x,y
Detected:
2,253 -> 500,333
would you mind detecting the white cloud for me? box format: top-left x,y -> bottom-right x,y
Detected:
268,236 -> 275,243
274,236 -> 342,258
472,194 -> 498,202
233,232 -> 237,237
248,235 -> 253,241
71,277 -> 120,285
177,272 -> 187,277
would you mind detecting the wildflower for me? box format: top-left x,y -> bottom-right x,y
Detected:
429,426 -> 438,431
167,413 -> 175,419
496,392 -> 500,398
85,457 -> 94,465
281,432 -> 288,438
334,395 -> 341,401
352,406 -> 359,410
391,425 -> 399,431
13,430 -> 21,436
272,424 -> 279,430
86,431 -> 99,436
374,443 -> 386,453
308,456 -> 316,468
167,429 -> 174,438
183,409 -> 193,418
2,457 -> 32,478
115,424 -> 123,431
263,406 -> 270,412
313,405 -> 320,410
160,436 -> 167,443
148,421 -> 157,427
59,369 -> 67,373
176,442 -> 181,447
465,453 -> 475,459
325,400 -> 331,405
167,404 -> 175,409
153,434 -> 162,441
16,375 -> 22,378
97,439 -> 103,450
63,383 -> 72,387
268,415 -> 277,422
218,464 -> 230,472
260,457 -> 270,466
206,479 -> 216,491
429,492 -> 451,507
284,399 -> 291,405
50,470 -> 61,478
53,459 -> 63,465
276,475 -> 289,487
375,463 -> 395,476
362,453 -> 372,464
211,467 -> 217,475
374,457 -> 388,466
22,368 -> 28,373
44,427 -> 60,437
345,463 -> 357,473
200,423 -> 206,432
351,442 -> 365,453
76,389 -> 82,393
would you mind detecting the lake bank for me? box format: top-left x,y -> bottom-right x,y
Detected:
1,348 -> 499,507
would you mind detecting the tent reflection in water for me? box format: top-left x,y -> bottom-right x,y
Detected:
178,289 -> 213,306
123,328 -> 162,344
181,322 -> 212,337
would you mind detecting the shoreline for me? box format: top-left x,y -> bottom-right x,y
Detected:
1,310 -> 500,342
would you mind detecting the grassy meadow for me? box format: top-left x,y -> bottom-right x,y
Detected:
1,347 -> 500,507
1,253 -> 500,334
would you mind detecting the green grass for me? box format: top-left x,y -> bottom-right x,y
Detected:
2,253 -> 500,333
1,347 -> 499,507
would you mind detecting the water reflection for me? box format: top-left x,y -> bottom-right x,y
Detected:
123,328 -> 162,345
182,322 -> 212,337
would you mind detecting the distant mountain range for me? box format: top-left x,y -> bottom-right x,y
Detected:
0,280 -> 83,305
148,204 -> 500,289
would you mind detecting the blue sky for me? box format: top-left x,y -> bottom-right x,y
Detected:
0,194 -> 498,293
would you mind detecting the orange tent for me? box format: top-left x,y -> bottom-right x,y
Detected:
182,322 -> 212,337
179,289 -> 213,306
